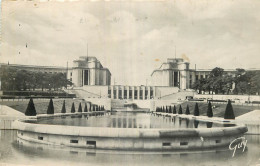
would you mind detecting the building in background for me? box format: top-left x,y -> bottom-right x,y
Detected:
69,56 -> 111,87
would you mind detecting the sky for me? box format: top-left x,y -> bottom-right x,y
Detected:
1,0 -> 260,85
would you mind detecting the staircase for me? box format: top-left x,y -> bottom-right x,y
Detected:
111,99 -> 133,111
160,91 -> 195,101
65,88 -> 100,99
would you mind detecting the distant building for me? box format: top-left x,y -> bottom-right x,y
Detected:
1,56 -> 259,99
150,58 -> 260,90
69,56 -> 111,87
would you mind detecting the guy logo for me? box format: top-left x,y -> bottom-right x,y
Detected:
229,137 -> 247,157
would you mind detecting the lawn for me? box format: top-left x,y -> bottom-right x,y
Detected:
0,99 -> 88,114
173,101 -> 260,118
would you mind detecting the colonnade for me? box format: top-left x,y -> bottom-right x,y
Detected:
109,86 -> 156,100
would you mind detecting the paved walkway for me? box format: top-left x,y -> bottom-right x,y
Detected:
236,109 -> 260,124
0,105 -> 25,129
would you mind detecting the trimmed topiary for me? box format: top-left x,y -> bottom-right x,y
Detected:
71,102 -> 75,113
166,106 -> 169,113
25,98 -> 37,116
178,105 -> 182,114
78,103 -> 82,112
47,98 -> 54,114
89,104 -> 92,111
173,105 -> 177,114
224,100 -> 235,119
61,100 -> 66,113
207,102 -> 213,117
84,103 -> 88,112
185,105 -> 190,115
162,106 -> 165,113
169,106 -> 172,113
194,103 -> 199,116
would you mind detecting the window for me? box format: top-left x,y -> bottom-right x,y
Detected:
134,90 -> 138,99
216,140 -> 221,144
140,90 -> 143,100
162,142 -> 171,146
145,90 -> 148,99
124,90 -> 127,99
86,141 -> 96,148
108,90 -> 111,98
180,142 -> 188,146
38,136 -> 43,140
70,140 -> 78,143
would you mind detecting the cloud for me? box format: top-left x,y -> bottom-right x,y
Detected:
1,0 -> 260,85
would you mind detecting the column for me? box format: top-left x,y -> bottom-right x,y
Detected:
137,87 -> 140,100
143,87 -> 145,100
116,86 -> 119,99
153,87 -> 156,99
148,87 -> 150,100
132,87 -> 135,100
127,86 -> 130,99
122,86 -> 124,100
111,86 -> 114,99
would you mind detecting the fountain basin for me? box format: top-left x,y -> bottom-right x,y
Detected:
13,112 -> 248,151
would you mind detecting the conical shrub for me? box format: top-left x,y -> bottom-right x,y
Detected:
162,106 -> 165,113
185,105 -> 190,115
89,104 -> 92,111
224,100 -> 235,119
169,106 -> 172,113
84,103 -> 88,112
207,102 -> 213,117
194,103 -> 199,116
78,103 -> 82,112
178,105 -> 182,114
166,106 -> 168,113
61,100 -> 66,113
173,105 -> 177,114
47,98 -> 54,114
25,98 -> 37,116
71,102 -> 75,113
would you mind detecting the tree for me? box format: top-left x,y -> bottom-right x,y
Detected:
84,103 -> 88,112
178,105 -> 182,114
25,98 -> 37,116
61,100 -> 66,113
224,100 -> 235,119
166,106 -> 168,113
194,103 -> 199,116
185,105 -> 190,115
173,105 -> 177,114
78,103 -> 82,112
71,102 -> 75,113
47,98 -> 54,114
207,102 -> 213,117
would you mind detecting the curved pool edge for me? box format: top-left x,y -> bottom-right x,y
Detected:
12,112 -> 248,151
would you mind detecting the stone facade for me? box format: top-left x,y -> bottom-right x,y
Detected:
69,56 -> 111,87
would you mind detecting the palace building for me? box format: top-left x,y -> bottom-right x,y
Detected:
1,56 -> 259,100
69,56 -> 111,87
